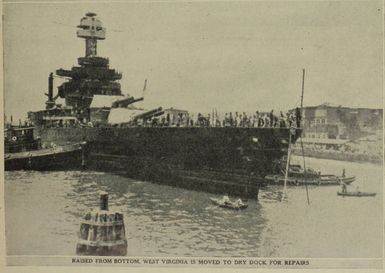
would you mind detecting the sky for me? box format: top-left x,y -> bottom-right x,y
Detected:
3,0 -> 383,121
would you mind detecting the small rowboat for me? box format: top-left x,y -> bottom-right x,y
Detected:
337,191 -> 376,197
210,197 -> 248,210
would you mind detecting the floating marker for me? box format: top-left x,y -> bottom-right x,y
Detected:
76,191 -> 127,256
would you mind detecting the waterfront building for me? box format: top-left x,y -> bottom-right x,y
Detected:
300,103 -> 382,141
293,103 -> 383,163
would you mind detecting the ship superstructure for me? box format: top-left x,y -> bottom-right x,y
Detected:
57,13 -> 122,118
44,13 -> 124,122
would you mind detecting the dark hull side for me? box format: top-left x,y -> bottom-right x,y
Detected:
5,148 -> 84,171
264,175 -> 355,186
35,127 -> 300,198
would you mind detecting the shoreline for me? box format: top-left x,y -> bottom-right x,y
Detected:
291,148 -> 382,165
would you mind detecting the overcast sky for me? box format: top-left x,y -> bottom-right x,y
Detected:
3,0 -> 383,120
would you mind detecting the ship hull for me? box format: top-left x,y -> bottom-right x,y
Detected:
5,143 -> 85,171
35,127 -> 300,198
90,153 -> 262,198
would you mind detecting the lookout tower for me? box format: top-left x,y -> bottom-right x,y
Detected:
77,12 -> 106,57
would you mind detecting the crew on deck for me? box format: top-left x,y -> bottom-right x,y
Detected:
35,107 -> 302,129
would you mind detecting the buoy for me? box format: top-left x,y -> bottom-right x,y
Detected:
76,191 -> 127,256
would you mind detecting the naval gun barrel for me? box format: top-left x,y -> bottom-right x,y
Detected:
148,110 -> 165,119
133,107 -> 163,120
112,97 -> 144,108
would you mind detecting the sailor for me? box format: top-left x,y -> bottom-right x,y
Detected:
235,198 -> 244,206
269,110 -> 274,127
264,114 -> 269,127
237,113 -> 242,127
341,182 -> 347,193
342,168 -> 346,178
279,111 -> 285,127
166,113 -> 170,126
222,195 -> 230,204
251,115 -> 256,127
255,111 -> 260,127
258,117 -> 263,127
197,113 -> 202,126
215,117 -> 221,127
273,115 -> 279,127
224,113 -> 229,127
286,112 -> 292,127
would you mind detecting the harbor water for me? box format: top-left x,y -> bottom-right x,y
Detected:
5,157 -> 383,258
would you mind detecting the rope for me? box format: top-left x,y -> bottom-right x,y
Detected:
281,129 -> 292,201
300,68 -> 310,205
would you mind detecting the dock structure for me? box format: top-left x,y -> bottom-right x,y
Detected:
76,191 -> 127,256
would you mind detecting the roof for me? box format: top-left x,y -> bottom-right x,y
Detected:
302,104 -> 382,112
299,138 -> 349,145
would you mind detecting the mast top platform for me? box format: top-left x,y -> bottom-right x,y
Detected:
77,12 -> 105,40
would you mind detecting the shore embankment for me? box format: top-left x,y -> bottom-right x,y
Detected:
292,148 -> 382,165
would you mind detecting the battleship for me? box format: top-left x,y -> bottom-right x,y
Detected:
28,12 -> 301,198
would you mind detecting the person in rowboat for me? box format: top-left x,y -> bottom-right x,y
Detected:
222,195 -> 231,205
235,199 -> 245,207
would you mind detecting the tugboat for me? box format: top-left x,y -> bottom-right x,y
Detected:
264,164 -> 355,186
4,122 -> 87,171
